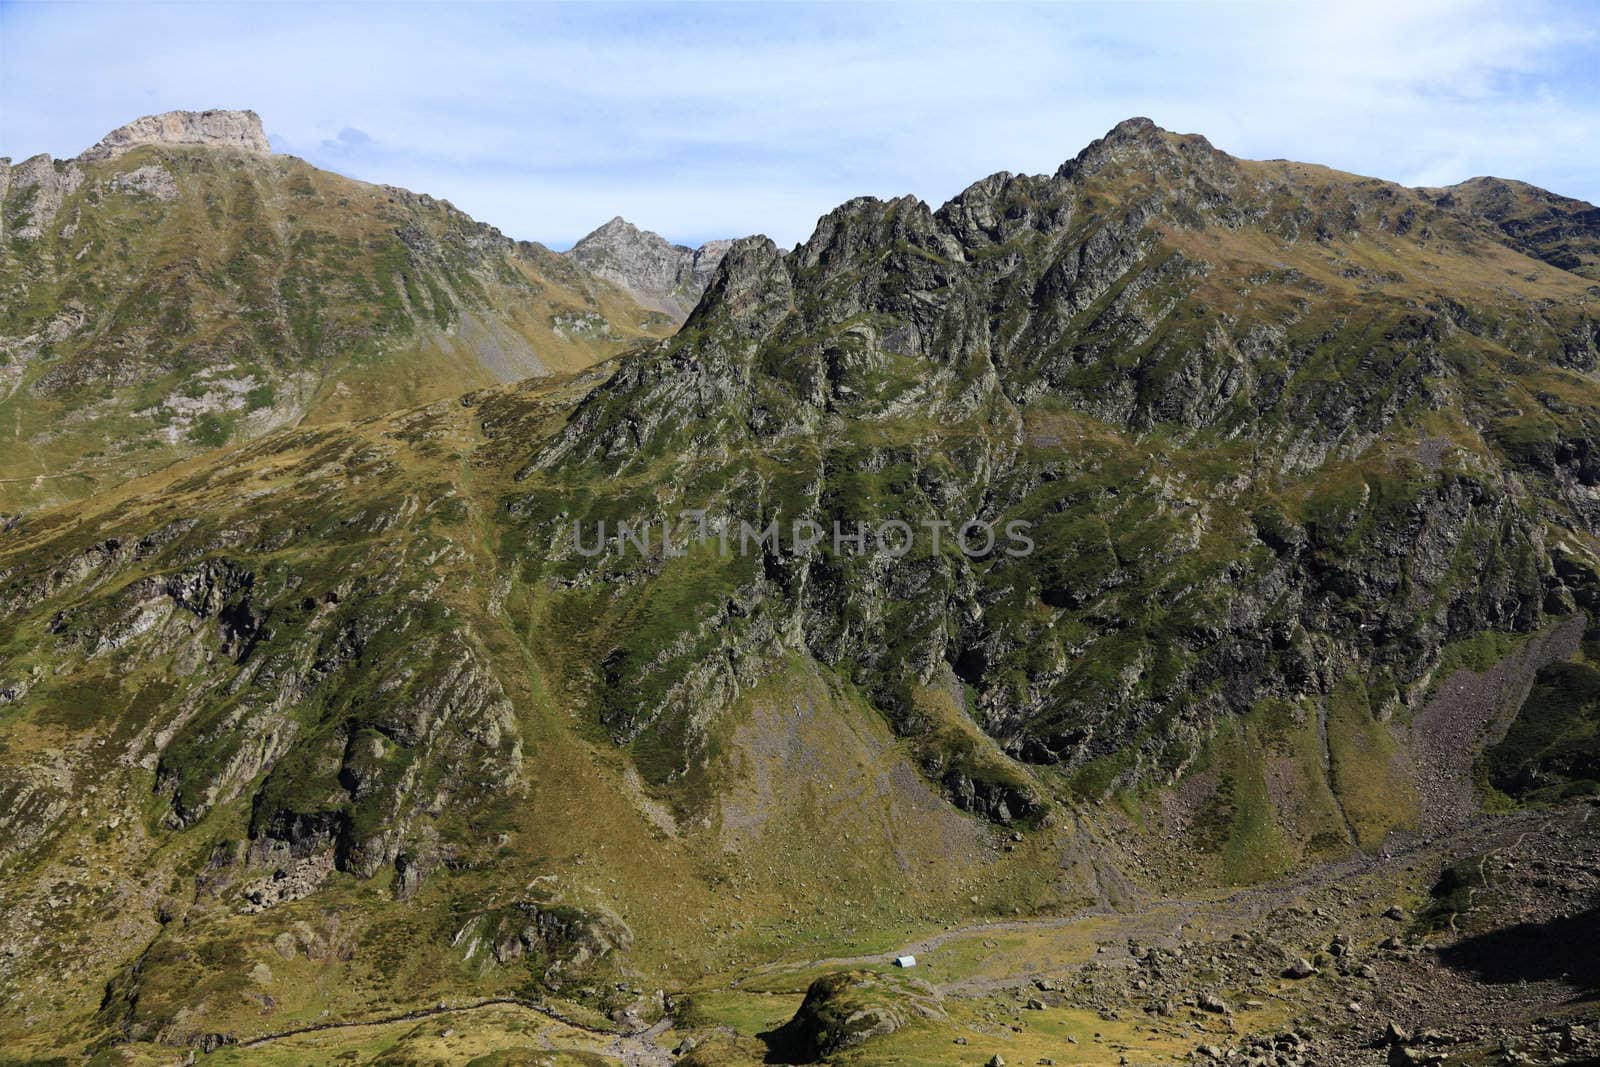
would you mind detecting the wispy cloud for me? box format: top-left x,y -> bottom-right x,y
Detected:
2,1 -> 1595,248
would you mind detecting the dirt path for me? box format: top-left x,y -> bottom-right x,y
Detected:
217,808 -> 1578,1062
731,809 -> 1555,997
223,995 -> 675,1066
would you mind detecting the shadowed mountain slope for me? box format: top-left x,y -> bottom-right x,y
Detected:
518,118 -> 1600,849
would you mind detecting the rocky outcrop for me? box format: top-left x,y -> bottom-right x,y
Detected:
453,900 -> 633,987
1435,176 -> 1600,280
108,164 -> 179,201
77,109 -> 270,162
3,153 -> 83,241
567,216 -> 734,319
0,416 -> 528,897
769,971 -> 945,1062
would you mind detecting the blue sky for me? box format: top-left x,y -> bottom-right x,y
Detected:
2,1 -> 1597,249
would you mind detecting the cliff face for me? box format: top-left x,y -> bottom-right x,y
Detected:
77,108 -> 273,162
566,215 -> 734,319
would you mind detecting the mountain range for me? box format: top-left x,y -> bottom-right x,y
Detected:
1,110 -> 1599,1066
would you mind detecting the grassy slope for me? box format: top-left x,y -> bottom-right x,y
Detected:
0,367 -> 1579,1064
0,145 -> 674,514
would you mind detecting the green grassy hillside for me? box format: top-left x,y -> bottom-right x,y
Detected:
0,129 -> 674,514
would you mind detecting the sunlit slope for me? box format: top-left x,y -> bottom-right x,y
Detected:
0,129 -> 674,513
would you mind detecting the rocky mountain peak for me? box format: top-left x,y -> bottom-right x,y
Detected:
1100,115 -> 1166,143
567,216 -> 734,320
590,215 -> 641,238
683,234 -> 793,338
1058,116 -> 1224,183
795,195 -> 946,275
77,108 -> 271,163
1433,175 -> 1600,278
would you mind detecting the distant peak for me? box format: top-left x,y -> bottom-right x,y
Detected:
571,216 -> 657,252
1107,116 -> 1162,138
78,109 -> 270,163
567,216 -> 738,320
1058,116 -> 1219,180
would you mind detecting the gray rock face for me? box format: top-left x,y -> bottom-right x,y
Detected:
775,971 -> 945,1060
4,154 -> 83,242
566,216 -> 734,320
514,117 -> 1600,822
108,164 -> 180,201
77,109 -> 270,163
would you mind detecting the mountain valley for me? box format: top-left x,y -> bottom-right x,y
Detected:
1,112 -> 1599,1066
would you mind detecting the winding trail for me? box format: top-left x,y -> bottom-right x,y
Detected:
216,807 -> 1578,1062
730,809 -> 1556,997
224,995 -> 674,1066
